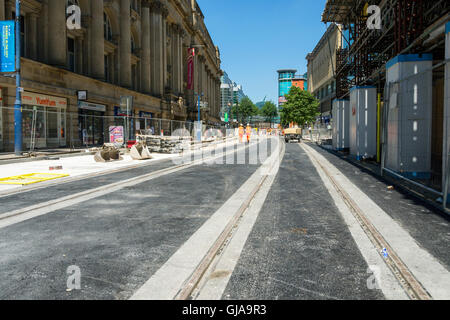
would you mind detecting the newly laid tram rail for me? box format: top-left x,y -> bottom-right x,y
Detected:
174,138 -> 285,300
302,143 -> 432,300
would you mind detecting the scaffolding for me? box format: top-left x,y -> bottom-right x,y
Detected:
322,0 -> 449,99
322,0 -> 450,212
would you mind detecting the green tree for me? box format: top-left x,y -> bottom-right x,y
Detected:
231,97 -> 258,124
260,101 -> 278,126
280,87 -> 319,127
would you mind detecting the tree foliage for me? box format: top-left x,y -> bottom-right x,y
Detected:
279,87 -> 319,127
260,101 -> 278,125
232,97 -> 259,124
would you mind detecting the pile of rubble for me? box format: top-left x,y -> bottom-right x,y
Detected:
94,144 -> 123,162
136,135 -> 192,154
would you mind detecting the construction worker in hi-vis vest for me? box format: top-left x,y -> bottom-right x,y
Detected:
246,124 -> 252,143
238,124 -> 244,143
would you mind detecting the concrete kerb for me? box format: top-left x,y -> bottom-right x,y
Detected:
0,137 -> 261,228
0,150 -> 97,165
0,137 -> 240,196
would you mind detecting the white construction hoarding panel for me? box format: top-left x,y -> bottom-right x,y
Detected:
385,54 -> 433,178
332,99 -> 350,150
349,87 -> 377,160
444,23 -> 450,202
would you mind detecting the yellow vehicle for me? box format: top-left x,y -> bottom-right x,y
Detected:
283,128 -> 302,143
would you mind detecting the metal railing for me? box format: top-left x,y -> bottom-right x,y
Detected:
0,106 -> 231,152
301,124 -> 333,145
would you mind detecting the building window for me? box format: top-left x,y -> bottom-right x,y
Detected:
132,64 -> 137,91
104,13 -> 113,42
104,55 -> 110,83
68,38 -> 75,72
131,0 -> 138,12
131,36 -> 135,55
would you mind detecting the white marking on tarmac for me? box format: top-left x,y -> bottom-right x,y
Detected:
301,143 -> 450,300
130,138 -> 281,300
195,141 -> 283,300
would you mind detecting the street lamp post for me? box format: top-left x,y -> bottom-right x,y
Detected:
14,0 -> 22,155
196,92 -> 203,141
190,43 -> 205,142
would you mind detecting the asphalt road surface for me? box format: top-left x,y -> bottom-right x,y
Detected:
0,138 -> 448,300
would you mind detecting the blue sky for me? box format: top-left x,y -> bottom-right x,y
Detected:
197,0 -> 328,104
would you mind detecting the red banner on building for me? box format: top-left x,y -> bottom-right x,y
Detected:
187,48 -> 194,90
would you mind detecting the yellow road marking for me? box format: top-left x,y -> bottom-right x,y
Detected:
0,173 -> 69,185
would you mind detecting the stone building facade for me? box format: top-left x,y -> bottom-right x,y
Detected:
306,23 -> 341,121
0,0 -> 222,151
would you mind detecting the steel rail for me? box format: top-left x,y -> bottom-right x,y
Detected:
304,143 -> 433,300
174,138 -> 285,300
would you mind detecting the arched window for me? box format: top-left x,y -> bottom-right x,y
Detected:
104,13 -> 113,42
66,0 -> 79,8
66,0 -> 81,73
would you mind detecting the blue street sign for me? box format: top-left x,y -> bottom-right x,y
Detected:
0,21 -> 16,73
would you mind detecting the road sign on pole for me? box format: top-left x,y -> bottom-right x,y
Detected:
14,1 -> 22,155
0,21 -> 16,73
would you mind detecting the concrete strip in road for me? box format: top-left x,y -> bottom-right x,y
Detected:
301,143 -> 450,300
194,148 -> 282,300
130,138 -> 282,300
302,144 -> 408,300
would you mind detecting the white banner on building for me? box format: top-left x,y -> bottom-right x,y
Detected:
78,101 -> 106,112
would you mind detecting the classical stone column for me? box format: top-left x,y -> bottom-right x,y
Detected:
120,0 -> 132,88
0,0 -> 5,21
203,66 -> 208,108
170,24 -> 178,94
28,14 -> 38,60
48,0 -> 67,68
38,0 -> 48,62
216,78 -> 221,118
167,23 -> 174,93
90,0 -> 104,80
200,57 -> 205,96
196,56 -> 202,95
76,38 -> 83,74
171,25 -> 185,96
207,70 -> 211,112
163,20 -> 168,92
141,4 -> 151,94
150,1 -> 168,97
212,77 -> 216,117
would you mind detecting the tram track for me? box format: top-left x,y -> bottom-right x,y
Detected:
173,138 -> 285,300
301,142 -> 433,300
